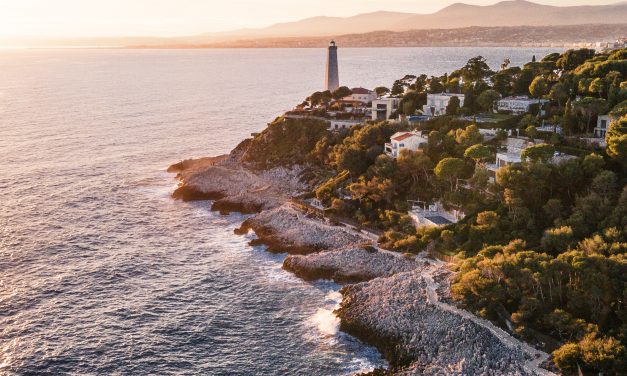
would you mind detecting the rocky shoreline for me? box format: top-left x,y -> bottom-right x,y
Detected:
170,155 -> 555,376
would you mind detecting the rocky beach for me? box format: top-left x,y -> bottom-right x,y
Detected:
169,144 -> 555,376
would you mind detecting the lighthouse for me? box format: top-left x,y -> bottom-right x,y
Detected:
325,41 -> 339,91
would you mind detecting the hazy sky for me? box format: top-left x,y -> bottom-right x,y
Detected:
0,0 -> 619,38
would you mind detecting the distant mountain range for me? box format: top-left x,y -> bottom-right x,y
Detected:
185,24 -> 627,49
197,0 -> 627,42
2,0 -> 626,48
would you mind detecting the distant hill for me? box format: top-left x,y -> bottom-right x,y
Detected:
393,1 -> 627,30
192,0 -> 627,43
3,0 -> 626,48
150,24 -> 626,49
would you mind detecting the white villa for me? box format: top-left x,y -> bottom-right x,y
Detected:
486,137 -> 576,180
408,201 -> 463,228
496,96 -> 550,115
385,131 -> 428,158
422,93 -> 465,117
343,87 -> 377,104
594,115 -> 612,138
328,119 -> 363,131
372,97 -> 400,121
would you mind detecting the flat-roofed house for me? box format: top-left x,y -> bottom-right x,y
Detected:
408,201 -> 463,228
496,96 -> 549,115
372,98 -> 400,121
486,137 -> 577,181
594,115 -> 612,138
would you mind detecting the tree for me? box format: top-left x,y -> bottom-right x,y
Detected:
445,95 -> 460,115
397,149 -> 433,183
469,167 -> 490,191
529,76 -> 549,98
477,89 -> 501,112
556,48 -> 596,71
492,67 -> 520,97
549,82 -> 569,108
332,86 -> 352,100
605,117 -> 627,169
460,56 -> 493,82
606,102 -> 627,167
309,91 -> 323,106
500,58 -> 510,71
589,78 -> 606,98
574,97 -> 608,134
402,100 -> 416,115
454,124 -> 483,149
591,170 -> 617,196
525,125 -> 538,141
521,144 -> 555,161
542,52 -> 561,62
338,146 -> 369,176
514,69 -> 536,95
374,86 -> 390,97
427,76 -> 444,93
464,144 -> 493,165
541,226 -> 574,254
435,157 -> 466,191
552,343 -> 581,373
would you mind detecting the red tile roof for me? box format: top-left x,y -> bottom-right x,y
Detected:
392,132 -> 414,142
351,87 -> 372,95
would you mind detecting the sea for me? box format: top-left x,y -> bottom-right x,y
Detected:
0,47 -> 559,375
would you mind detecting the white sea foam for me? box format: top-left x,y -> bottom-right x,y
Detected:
310,307 -> 340,336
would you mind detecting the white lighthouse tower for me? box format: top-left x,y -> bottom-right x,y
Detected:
325,41 -> 339,91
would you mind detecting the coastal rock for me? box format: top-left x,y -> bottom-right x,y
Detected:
283,247 -> 423,283
166,155 -> 227,173
170,156 -> 308,213
336,269 -> 549,376
236,204 -> 367,254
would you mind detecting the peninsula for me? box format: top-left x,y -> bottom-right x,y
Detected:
171,46 -> 626,375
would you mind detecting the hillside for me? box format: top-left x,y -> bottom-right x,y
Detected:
395,0 -> 627,30
194,0 -> 627,43
138,24 -> 627,49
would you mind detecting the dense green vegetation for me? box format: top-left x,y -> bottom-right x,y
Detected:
244,48 -> 627,374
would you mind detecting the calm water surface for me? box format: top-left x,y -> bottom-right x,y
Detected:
0,47 -> 559,375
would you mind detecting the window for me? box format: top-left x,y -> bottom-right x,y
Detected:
601,120 -> 607,129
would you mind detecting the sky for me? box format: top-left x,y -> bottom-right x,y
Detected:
0,0 -> 620,38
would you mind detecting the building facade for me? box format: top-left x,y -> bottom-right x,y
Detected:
385,131 -> 428,158
422,93 -> 465,117
594,115 -> 611,138
372,98 -> 400,121
496,96 -> 549,115
343,87 -> 377,104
